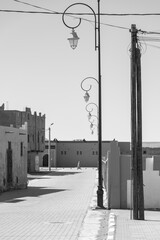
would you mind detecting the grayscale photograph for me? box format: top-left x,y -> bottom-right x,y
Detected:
1,0 -> 160,239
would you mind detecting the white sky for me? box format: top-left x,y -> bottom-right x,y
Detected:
1,0 -> 160,141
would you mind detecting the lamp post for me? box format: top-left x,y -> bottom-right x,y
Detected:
48,123 -> 54,171
62,0 -> 104,208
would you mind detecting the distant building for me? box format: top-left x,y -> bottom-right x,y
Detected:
0,125 -> 27,192
38,140 -> 160,169
39,140 -> 57,168
38,140 -> 131,168
0,105 -> 45,172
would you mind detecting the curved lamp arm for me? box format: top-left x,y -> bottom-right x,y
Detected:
81,76 -> 98,92
81,77 -> 99,102
62,3 -> 97,50
88,114 -> 98,123
85,102 -> 98,114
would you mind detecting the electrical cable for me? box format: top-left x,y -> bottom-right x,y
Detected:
145,43 -> 160,49
13,0 -> 59,14
2,8 -> 160,17
2,0 -> 160,33
138,36 -> 160,42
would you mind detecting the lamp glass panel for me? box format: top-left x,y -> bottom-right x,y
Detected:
68,38 -> 78,49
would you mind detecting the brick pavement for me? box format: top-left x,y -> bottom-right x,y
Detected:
0,168 -> 109,240
110,209 -> 160,240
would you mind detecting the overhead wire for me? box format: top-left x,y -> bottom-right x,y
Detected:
2,8 -> 160,17
138,37 -> 160,42
13,0 -> 59,14
0,0 -> 159,33
138,30 -> 160,53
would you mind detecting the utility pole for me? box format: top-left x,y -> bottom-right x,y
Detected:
130,24 -> 144,220
130,24 -> 138,220
136,47 -> 144,220
48,126 -> 51,171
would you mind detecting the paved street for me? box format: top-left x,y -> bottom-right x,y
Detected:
0,168 -> 100,240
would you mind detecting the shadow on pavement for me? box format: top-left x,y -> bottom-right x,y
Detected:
28,170 -> 81,181
146,219 -> 160,222
0,186 -> 67,203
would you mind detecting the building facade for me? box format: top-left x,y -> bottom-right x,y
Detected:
39,140 -> 160,169
39,140 -> 127,168
0,125 -> 27,192
39,140 -> 57,168
56,140 -> 111,168
0,105 -> 45,172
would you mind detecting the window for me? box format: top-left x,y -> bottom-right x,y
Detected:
8,141 -> 11,150
92,151 -> 98,155
20,142 -> 23,156
38,132 -> 40,143
61,151 -> 66,155
77,151 -> 82,155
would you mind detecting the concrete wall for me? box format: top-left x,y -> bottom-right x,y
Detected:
0,125 -> 28,192
102,141 -> 160,209
127,156 -> 160,209
56,141 -> 111,168
38,140 -> 131,169
143,157 -> 160,209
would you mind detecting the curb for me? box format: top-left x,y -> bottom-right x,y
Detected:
107,212 -> 116,240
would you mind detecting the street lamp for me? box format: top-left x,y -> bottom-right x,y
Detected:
90,122 -> 98,135
85,102 -> 98,134
62,0 -> 104,208
88,115 -> 98,135
81,77 -> 98,103
48,123 -> 54,171
68,29 -> 80,50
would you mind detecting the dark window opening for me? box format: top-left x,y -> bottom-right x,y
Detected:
20,142 -> 23,156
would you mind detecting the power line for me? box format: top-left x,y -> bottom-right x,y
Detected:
13,0 -> 59,14
146,43 -> 160,49
1,1 -> 160,33
139,37 -> 160,42
1,8 -> 160,17
0,9 -> 53,14
101,22 -> 129,30
0,9 -> 130,31
12,1 -> 160,16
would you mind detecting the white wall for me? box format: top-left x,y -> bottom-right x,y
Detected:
143,157 -> 160,209
0,125 -> 27,191
127,157 -> 160,209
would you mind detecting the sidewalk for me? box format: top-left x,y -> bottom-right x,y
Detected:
109,209 -> 160,240
78,171 -> 109,240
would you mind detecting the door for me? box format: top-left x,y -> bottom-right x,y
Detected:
7,142 -> 12,185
